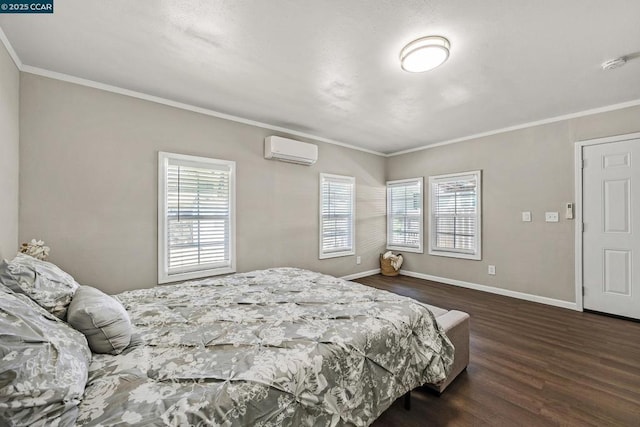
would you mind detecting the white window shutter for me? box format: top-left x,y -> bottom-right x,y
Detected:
428,171 -> 482,260
319,173 -> 355,259
386,178 -> 423,253
159,152 -> 236,283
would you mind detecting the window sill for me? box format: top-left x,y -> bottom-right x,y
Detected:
428,249 -> 481,260
386,245 -> 423,254
158,266 -> 236,284
319,250 -> 355,260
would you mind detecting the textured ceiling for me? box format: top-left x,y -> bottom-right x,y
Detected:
1,0 -> 639,154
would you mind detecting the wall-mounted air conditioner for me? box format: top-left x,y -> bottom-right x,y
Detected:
264,136 -> 318,165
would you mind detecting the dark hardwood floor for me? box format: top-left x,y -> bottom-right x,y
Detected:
354,274 -> 640,427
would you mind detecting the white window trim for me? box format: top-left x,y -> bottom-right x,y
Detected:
428,170 -> 482,260
158,151 -> 236,284
319,173 -> 356,259
386,177 -> 424,253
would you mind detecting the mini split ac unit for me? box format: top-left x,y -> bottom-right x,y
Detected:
264,136 -> 318,165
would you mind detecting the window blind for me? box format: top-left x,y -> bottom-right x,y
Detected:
159,152 -> 235,283
429,171 -> 481,259
387,178 -> 423,252
320,174 -> 355,258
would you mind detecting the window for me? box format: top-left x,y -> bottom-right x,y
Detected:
319,173 -> 355,259
428,170 -> 481,260
387,178 -> 423,253
158,152 -> 236,283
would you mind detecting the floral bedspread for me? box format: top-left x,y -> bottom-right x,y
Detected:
77,268 -> 454,426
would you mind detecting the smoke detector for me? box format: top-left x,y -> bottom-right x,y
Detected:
601,57 -> 627,71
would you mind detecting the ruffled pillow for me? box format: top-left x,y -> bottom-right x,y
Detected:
0,253 -> 80,319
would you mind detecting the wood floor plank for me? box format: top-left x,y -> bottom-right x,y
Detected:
356,274 -> 640,426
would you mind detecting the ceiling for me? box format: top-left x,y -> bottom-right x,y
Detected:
1,0 -> 639,154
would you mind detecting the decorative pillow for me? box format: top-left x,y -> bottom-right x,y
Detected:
0,284 -> 91,426
0,253 -> 80,319
67,285 -> 133,355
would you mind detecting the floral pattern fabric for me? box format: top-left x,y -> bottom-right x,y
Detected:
77,268 -> 454,426
0,253 -> 80,319
0,283 -> 91,426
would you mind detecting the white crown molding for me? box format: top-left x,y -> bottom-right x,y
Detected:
340,268 -> 381,281
388,98 -> 640,157
20,65 -> 387,157
1,23 -> 384,158
0,26 -> 22,69
401,270 -> 579,311
3,24 -> 640,159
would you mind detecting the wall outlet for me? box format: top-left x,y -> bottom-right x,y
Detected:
522,211 -> 532,222
356,256 -> 361,265
488,265 -> 496,275
545,212 -> 559,222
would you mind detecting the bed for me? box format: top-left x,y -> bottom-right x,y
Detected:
1,259 -> 455,426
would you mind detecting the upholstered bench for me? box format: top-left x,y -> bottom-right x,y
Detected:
425,304 -> 470,393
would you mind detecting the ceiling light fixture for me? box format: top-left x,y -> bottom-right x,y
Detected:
601,57 -> 627,71
400,36 -> 450,73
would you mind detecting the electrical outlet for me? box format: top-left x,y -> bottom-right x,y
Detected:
545,212 -> 559,222
488,265 -> 496,275
356,256 -> 361,265
522,211 -> 532,222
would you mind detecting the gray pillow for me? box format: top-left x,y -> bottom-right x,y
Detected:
0,253 -> 80,319
67,285 -> 132,355
0,284 -> 91,426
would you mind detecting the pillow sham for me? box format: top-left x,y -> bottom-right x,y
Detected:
0,284 -> 91,426
0,253 -> 80,319
67,285 -> 132,355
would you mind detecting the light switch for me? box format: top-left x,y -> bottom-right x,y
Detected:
522,211 -> 532,222
545,212 -> 559,222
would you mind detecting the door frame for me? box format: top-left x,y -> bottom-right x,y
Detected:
574,131 -> 640,311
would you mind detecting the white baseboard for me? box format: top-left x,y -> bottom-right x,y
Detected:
400,270 -> 579,311
340,269 -> 381,281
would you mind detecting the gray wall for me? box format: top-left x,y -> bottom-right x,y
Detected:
16,70 -> 640,302
19,73 -> 386,294
387,105 -> 640,302
0,42 -> 19,260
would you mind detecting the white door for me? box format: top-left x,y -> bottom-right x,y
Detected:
583,138 -> 640,319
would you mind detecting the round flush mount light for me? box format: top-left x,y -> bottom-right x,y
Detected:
400,36 -> 450,73
601,57 -> 627,71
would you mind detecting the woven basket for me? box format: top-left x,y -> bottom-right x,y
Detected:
380,253 -> 400,276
